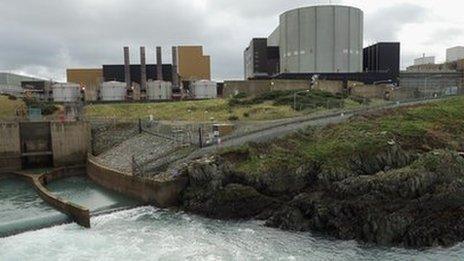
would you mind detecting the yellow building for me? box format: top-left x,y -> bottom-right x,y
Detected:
67,68 -> 103,101
177,46 -> 211,81
66,68 -> 103,88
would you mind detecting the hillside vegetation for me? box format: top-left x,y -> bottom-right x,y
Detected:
85,90 -> 367,122
181,96 -> 464,248
0,95 -> 26,119
233,96 -> 464,176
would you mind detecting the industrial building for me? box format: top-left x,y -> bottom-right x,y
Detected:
363,42 -> 400,82
62,45 -> 215,102
446,46 -> 464,62
275,5 -> 364,74
243,5 -> 399,85
66,69 -> 103,89
414,55 -> 435,66
244,5 -> 364,77
244,38 -> 279,80
0,72 -> 44,87
177,46 -> 211,81
102,64 -> 173,85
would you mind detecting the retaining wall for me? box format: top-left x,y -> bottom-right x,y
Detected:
51,122 -> 90,167
0,122 -> 21,172
223,80 -> 309,97
87,155 -> 188,207
12,167 -> 90,228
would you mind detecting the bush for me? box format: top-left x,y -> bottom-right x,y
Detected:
243,112 -> 250,118
228,115 -> 239,121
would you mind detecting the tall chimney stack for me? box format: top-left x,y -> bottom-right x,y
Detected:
172,46 -> 179,88
156,46 -> 163,81
140,46 -> 147,91
124,46 -> 131,89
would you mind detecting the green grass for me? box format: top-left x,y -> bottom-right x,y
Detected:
84,90 -> 373,122
231,97 -> 464,175
84,99 -> 300,122
0,95 -> 26,118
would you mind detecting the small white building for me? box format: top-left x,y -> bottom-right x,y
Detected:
191,80 -> 217,99
147,81 -> 172,100
446,46 -> 464,62
52,83 -> 81,102
100,81 -> 126,101
414,56 -> 435,66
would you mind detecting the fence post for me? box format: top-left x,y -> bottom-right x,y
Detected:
138,118 -> 142,134
198,127 -> 203,148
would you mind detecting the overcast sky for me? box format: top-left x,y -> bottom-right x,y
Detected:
0,0 -> 463,81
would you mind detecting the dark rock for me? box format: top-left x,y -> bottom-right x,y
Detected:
181,150 -> 464,248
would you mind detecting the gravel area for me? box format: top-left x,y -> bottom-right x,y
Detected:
96,133 -> 177,173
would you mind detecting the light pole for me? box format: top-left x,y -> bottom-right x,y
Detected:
293,90 -> 310,111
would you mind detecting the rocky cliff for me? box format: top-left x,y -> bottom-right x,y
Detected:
180,150 -> 464,248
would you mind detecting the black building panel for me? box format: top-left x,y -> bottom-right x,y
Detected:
244,38 -> 280,79
267,46 -> 280,77
363,42 -> 400,83
103,64 -> 173,83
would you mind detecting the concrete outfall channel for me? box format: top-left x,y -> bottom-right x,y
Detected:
12,167 -> 91,228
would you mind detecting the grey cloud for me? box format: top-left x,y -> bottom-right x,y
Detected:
0,1 -> 451,81
365,3 -> 428,42
423,27 -> 464,46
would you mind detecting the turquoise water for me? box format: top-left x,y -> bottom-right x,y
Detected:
2,177 -> 464,260
0,178 -> 68,237
47,176 -> 140,214
1,206 -> 464,260
0,176 -> 139,238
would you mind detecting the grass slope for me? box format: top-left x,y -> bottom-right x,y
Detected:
0,95 -> 26,118
85,99 -> 299,122
228,96 -> 464,176
85,90 -> 368,122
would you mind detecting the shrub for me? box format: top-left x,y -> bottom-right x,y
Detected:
228,115 -> 239,121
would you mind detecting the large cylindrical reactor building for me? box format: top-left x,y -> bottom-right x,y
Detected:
279,5 -> 363,73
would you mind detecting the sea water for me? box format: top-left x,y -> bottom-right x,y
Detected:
1,206 -> 464,261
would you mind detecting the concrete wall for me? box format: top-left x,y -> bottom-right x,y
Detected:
87,155 -> 188,207
223,79 -> 309,97
12,167 -> 90,228
36,168 -> 90,228
51,122 -> 90,167
351,84 -> 387,99
0,122 -> 21,172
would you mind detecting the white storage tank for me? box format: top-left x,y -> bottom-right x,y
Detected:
100,81 -> 127,101
52,83 -> 81,102
147,80 -> 172,100
191,80 -> 217,99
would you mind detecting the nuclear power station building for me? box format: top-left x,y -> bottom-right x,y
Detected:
245,5 -> 400,84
